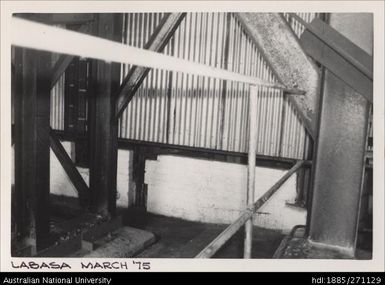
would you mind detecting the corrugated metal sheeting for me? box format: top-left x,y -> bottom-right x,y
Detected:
119,13 -> 172,144
118,13 -> 319,159
50,53 -> 65,130
49,13 -> 322,159
283,13 -> 321,38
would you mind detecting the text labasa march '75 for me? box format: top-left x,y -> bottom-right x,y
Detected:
10,260 -> 151,270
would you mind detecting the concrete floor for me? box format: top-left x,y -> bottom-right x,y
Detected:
122,208 -> 285,258
20,198 -> 284,258
12,195 -> 372,259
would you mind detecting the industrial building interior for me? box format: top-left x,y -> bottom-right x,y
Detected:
10,12 -> 373,260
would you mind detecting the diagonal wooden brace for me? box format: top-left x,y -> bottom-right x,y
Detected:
49,128 -> 90,206
115,13 -> 186,119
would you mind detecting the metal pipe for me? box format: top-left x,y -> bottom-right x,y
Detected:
244,85 -> 258,258
194,159 -> 304,259
253,160 -> 305,211
195,210 -> 253,258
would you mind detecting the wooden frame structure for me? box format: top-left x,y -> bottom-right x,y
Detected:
11,12 -> 371,257
12,14 -> 307,256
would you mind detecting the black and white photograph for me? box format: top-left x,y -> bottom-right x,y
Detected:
0,0 -> 384,273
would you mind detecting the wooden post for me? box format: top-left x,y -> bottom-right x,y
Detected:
88,14 -> 122,216
132,146 -> 147,208
35,51 -> 52,249
14,48 -> 38,254
244,85 -> 258,258
14,48 -> 51,254
64,57 -> 90,167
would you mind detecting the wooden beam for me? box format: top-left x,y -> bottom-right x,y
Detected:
63,58 -> 79,133
51,54 -> 75,89
14,48 -> 38,255
115,13 -> 186,118
88,14 -> 122,216
49,128 -> 89,206
132,146 -> 147,208
13,48 -> 52,253
74,58 -> 91,167
51,130 -> 313,170
35,51 -> 52,249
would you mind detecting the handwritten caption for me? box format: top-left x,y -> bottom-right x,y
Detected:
10,260 -> 151,271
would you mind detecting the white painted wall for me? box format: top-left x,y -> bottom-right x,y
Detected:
146,155 -> 306,232
19,140 -> 305,232
116,149 -> 133,208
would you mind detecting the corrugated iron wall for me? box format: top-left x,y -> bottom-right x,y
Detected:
119,13 -> 172,144
283,13 -> 321,38
50,13 -> 322,160
50,53 -> 65,131
118,12 -> 319,159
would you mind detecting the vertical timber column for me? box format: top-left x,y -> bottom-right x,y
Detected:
309,14 -> 372,254
244,85 -> 258,258
14,49 -> 51,253
35,51 -> 52,249
89,14 -> 122,216
14,48 -> 38,254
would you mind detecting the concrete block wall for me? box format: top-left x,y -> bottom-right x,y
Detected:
18,140 -> 306,232
146,155 -> 306,232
